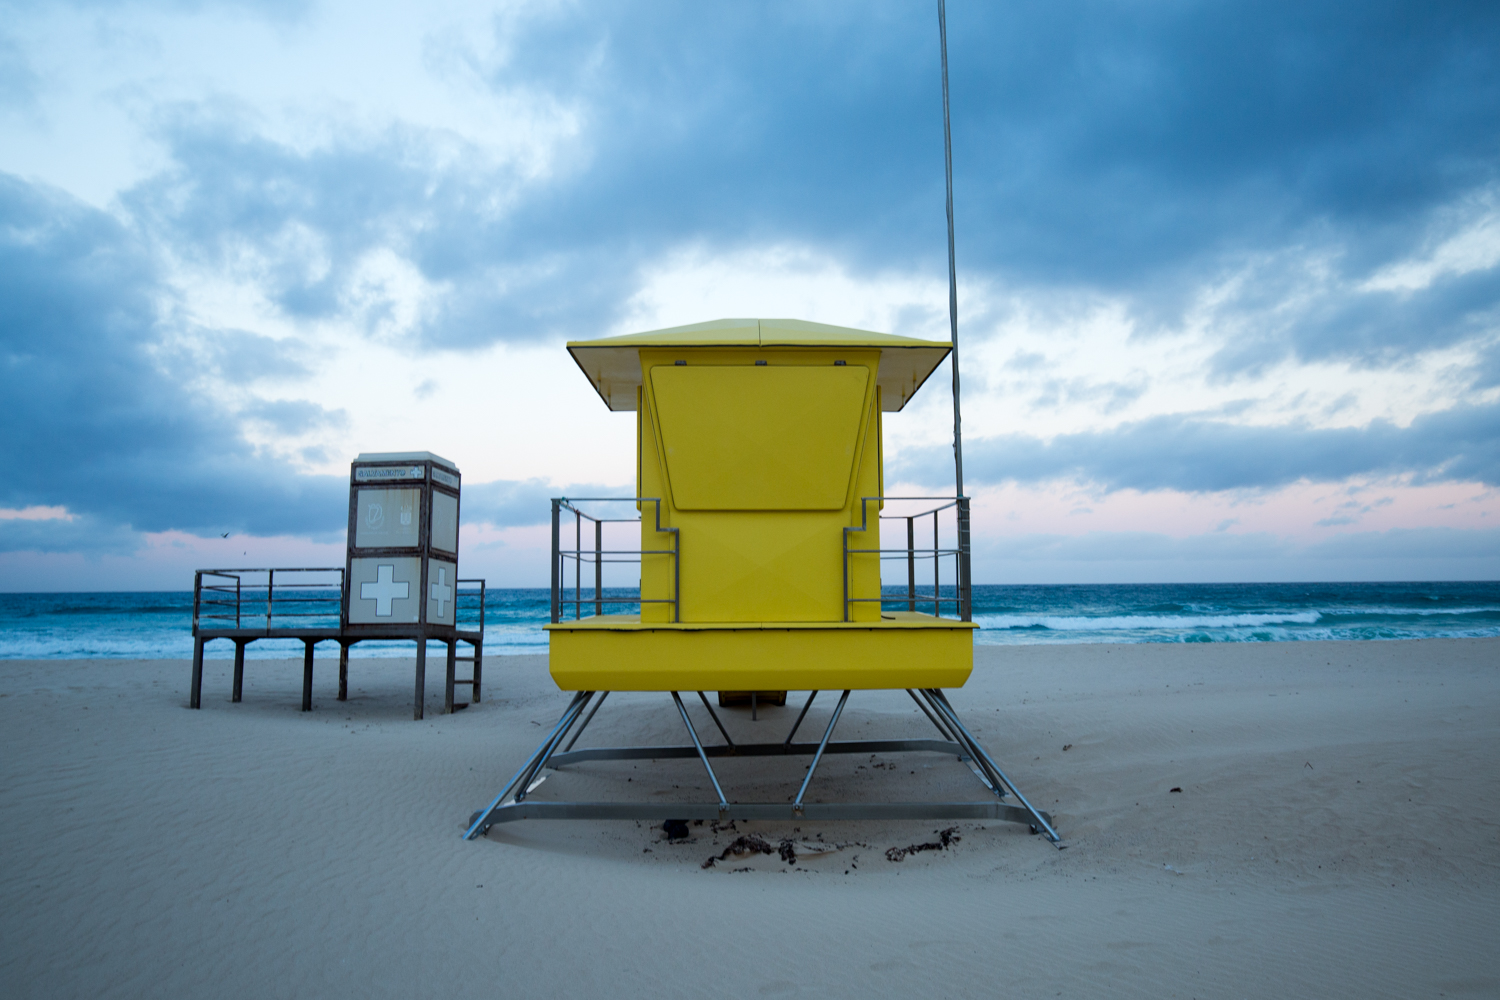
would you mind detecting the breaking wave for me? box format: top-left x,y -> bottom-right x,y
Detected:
975,611 -> 1322,631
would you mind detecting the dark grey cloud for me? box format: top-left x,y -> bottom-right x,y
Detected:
0,173 -> 345,542
122,117 -> 634,347
239,398 -> 347,435
114,1 -> 1500,362
1473,340 -> 1500,392
899,400 -> 1500,493
206,330 -> 310,383
0,515 -> 138,555
1208,253 -> 1500,375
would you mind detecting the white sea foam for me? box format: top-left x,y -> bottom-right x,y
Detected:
1317,605 -> 1500,617
973,611 -> 1323,632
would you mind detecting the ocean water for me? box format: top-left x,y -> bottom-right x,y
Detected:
1,581 -> 1497,659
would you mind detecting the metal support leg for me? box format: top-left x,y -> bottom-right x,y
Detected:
563,691 -> 610,752
414,640 -> 426,721
926,689 -> 1061,845
916,689 -> 998,792
444,640 -> 457,714
189,637 -> 204,709
463,691 -> 592,839
908,688 -> 961,748
507,692 -> 592,805
337,642 -> 349,702
514,691 -> 596,802
471,641 -> 483,703
672,692 -> 728,811
695,691 -> 736,749
794,690 -> 850,812
783,690 -> 819,748
301,640 -> 315,712
920,689 -> 1004,793
232,640 -> 246,703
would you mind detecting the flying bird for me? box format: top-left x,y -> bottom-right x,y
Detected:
220,532 -> 229,538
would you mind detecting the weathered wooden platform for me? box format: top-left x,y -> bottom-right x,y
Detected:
190,568 -> 486,719
190,626 -> 483,719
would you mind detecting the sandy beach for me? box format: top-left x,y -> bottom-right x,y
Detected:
2,639 -> 1497,998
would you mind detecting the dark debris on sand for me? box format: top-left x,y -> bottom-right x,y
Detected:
702,834 -> 774,868
885,826 -> 961,862
701,834 -> 807,869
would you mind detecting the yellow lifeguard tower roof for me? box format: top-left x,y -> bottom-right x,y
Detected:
567,318 -> 951,412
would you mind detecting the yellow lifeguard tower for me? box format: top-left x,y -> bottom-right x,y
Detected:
465,319 -> 1058,843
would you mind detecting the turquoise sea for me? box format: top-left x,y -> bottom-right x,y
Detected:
1,581 -> 1497,659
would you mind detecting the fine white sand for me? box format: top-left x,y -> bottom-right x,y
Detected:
2,639 -> 1498,999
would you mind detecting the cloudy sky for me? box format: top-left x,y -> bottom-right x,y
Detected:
3,0 -> 1499,590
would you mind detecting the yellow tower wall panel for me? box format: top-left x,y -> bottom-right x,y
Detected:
638,347 -> 883,624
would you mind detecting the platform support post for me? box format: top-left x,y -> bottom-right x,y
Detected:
190,637 -> 205,709
414,640 -> 427,720
907,516 -> 916,611
444,640 -> 457,714
594,519 -> 603,617
471,641 -> 483,703
232,640 -> 247,702
337,642 -> 349,701
301,640 -> 315,711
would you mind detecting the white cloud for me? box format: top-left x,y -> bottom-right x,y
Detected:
1362,189 -> 1500,293
0,506 -> 75,522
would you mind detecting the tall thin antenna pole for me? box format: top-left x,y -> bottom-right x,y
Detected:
938,0 -> 964,499
939,0 -> 971,622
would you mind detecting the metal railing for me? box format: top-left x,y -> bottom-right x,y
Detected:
454,578 -> 487,634
550,498 -> 679,623
843,496 -> 972,622
193,567 -> 488,634
193,567 -> 345,632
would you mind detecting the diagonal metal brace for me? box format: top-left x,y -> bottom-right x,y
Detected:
794,689 -> 850,813
672,691 -> 728,811
914,688 -> 1002,796
562,691 -> 609,752
463,690 -> 592,840
908,688 -> 965,754
515,691 -> 597,803
925,689 -> 1062,846
695,691 -> 735,749
783,690 -> 818,748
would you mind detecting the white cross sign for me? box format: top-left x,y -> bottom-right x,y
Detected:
361,564 -> 409,616
430,565 -> 453,619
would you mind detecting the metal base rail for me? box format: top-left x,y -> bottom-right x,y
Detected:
463,689 -> 1062,846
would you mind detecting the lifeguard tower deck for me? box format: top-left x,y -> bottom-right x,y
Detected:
466,319 -> 1059,843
